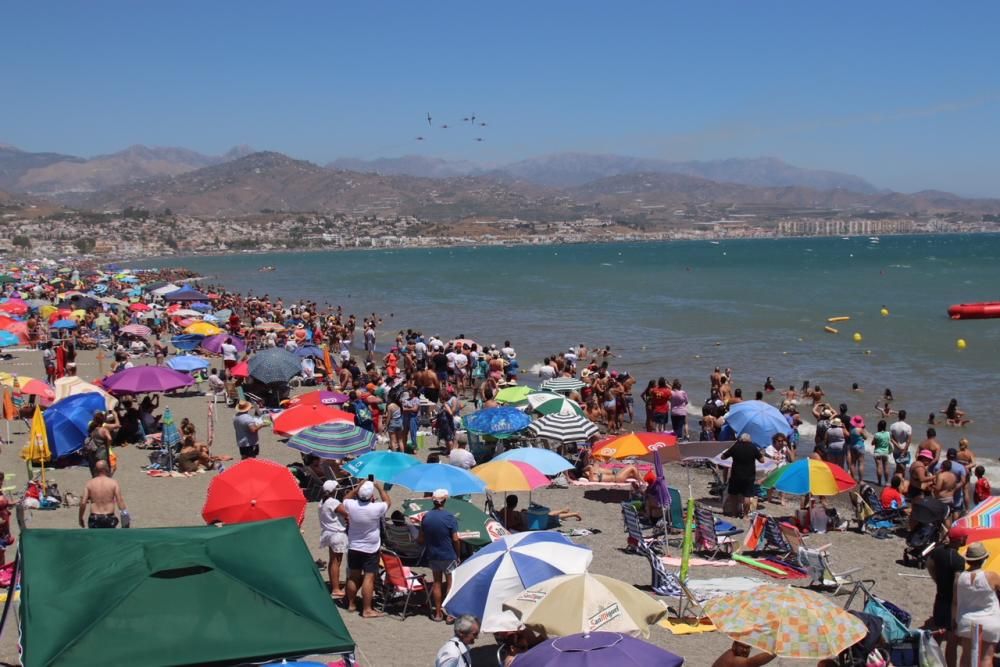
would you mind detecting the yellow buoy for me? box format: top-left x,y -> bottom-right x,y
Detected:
957,338 -> 967,350
824,326 -> 839,334
853,332 -> 863,342
880,307 -> 889,317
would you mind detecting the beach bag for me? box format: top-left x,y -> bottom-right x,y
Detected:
81,433 -> 98,457
918,631 -> 945,667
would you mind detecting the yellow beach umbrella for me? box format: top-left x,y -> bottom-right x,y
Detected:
184,321 -> 222,336
22,406 -> 52,485
503,572 -> 667,638
39,305 -> 57,319
704,584 -> 867,659
70,309 -> 87,321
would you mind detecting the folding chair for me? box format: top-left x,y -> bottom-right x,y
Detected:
778,521 -> 830,557
378,550 -> 431,618
797,547 -> 865,595
666,487 -> 685,532
621,502 -> 663,554
693,503 -> 741,559
740,513 -> 794,558
640,544 -> 705,620
383,520 -> 425,563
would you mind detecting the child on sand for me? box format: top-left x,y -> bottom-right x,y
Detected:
973,466 -> 991,504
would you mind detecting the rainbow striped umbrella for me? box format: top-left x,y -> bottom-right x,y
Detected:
952,497 -> 1000,542
760,458 -> 855,496
286,422 -> 376,460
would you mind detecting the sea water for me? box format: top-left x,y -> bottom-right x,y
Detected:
140,234 -> 1000,465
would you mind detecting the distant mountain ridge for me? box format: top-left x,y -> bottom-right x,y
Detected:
78,151 -> 1000,220
0,144 -> 255,196
333,152 -> 882,193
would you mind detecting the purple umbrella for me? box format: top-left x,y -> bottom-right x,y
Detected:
201,334 -> 246,355
513,632 -> 683,667
101,366 -> 196,394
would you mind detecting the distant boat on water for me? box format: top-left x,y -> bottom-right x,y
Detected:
258,265 -> 276,272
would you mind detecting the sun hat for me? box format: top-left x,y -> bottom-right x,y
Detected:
850,415 -> 865,429
964,542 -> 990,563
235,400 -> 253,413
830,418 -> 843,427
322,480 -> 338,493
918,449 -> 934,460
358,481 -> 375,500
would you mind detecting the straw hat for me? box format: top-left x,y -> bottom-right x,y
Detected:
830,417 -> 843,427
965,542 -> 990,563
235,400 -> 253,413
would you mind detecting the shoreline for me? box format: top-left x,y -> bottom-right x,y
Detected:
124,229 -> 998,268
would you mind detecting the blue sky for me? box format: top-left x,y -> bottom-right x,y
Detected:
3,2 -> 999,195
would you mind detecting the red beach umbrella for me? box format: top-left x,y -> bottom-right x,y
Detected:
128,302 -> 151,312
272,403 -> 354,438
201,458 -> 306,525
230,360 -> 249,378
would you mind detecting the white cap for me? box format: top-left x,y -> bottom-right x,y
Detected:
358,481 -> 375,500
322,480 -> 338,493
432,488 -> 449,502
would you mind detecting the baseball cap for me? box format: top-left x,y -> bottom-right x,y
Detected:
358,481 -> 375,500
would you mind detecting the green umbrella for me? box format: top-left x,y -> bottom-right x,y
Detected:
0,275 -> 16,285
526,391 -> 585,417
495,385 -> 532,404
401,497 -> 508,548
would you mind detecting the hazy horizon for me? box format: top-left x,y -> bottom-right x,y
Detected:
3,2 -> 999,196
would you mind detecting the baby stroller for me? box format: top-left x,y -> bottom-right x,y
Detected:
902,497 -> 948,568
837,611 -> 885,666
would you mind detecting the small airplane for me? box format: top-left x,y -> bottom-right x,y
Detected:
416,136 -> 425,141
479,122 -> 487,127
426,112 -> 432,126
474,137 -> 484,142
462,117 -> 470,122
440,124 -> 449,129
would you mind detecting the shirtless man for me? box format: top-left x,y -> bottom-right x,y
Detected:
934,460 -> 959,510
918,428 -> 943,469
78,460 -> 127,528
712,641 -> 775,667
414,366 -> 441,403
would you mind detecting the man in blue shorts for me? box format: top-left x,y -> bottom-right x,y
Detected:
419,488 -> 461,622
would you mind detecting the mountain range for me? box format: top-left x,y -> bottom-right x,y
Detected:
3,143 -> 999,221
0,144 -> 254,195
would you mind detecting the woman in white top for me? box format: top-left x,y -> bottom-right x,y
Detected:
318,480 -> 349,600
953,541 -> 1000,667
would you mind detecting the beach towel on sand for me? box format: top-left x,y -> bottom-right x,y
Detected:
659,617 -> 717,635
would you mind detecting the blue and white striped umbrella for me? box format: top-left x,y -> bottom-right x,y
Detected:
444,531 -> 592,631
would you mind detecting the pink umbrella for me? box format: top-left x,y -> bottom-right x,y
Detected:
120,324 -> 151,337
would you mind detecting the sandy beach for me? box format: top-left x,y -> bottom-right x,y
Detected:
0,347 -> 937,666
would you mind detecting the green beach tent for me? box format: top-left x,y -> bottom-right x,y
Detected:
20,519 -> 354,667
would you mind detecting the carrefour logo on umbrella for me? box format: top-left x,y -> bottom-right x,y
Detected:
588,603 -> 622,631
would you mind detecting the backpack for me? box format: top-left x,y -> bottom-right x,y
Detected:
353,400 -> 372,424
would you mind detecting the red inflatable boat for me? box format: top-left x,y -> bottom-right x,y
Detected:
948,302 -> 1000,319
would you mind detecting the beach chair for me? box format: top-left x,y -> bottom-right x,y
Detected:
693,503 -> 741,559
378,549 -> 431,618
640,544 -> 705,620
621,502 -> 663,554
383,520 -> 425,563
666,487 -> 685,533
738,512 -> 793,558
797,547 -> 865,595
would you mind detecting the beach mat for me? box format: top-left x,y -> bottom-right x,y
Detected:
734,554 -> 808,579
659,617 -> 716,635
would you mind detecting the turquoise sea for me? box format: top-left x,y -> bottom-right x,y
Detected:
141,234 -> 1000,463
